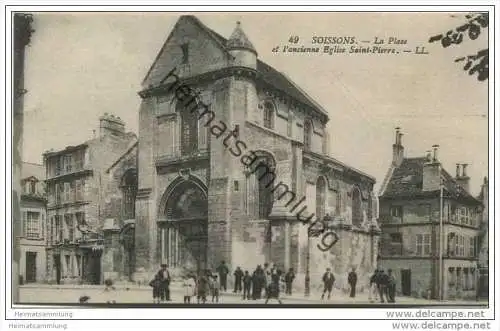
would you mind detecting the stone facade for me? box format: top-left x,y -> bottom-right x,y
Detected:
19,162 -> 47,284
44,114 -> 137,285
379,129 -> 484,300
133,15 -> 380,291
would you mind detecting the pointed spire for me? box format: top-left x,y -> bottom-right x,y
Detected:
227,21 -> 257,55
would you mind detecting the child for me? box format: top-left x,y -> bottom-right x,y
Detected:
183,275 -> 196,304
211,275 -> 221,303
242,270 -> 252,300
149,273 -> 162,304
196,273 -> 208,304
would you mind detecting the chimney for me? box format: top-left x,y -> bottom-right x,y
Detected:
99,113 -> 126,137
392,127 -> 404,167
422,144 -> 441,191
425,150 -> 432,162
455,163 -> 470,193
432,144 -> 439,163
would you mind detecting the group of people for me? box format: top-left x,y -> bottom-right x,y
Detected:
149,262 -> 396,304
149,261 -> 296,304
368,268 -> 397,303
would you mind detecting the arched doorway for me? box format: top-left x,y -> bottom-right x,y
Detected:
159,179 -> 208,273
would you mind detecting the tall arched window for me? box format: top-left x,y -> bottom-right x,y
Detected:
177,100 -> 198,155
263,101 -> 275,129
121,169 -> 138,220
256,159 -> 275,219
352,187 -> 363,226
304,119 -> 312,151
316,177 -> 326,220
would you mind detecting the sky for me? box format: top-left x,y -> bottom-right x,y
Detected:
22,12 -> 489,195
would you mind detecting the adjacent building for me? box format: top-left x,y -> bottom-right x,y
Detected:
20,162 -> 47,283
378,128 -> 484,300
134,15 -> 380,290
477,177 -> 489,298
43,114 -> 137,285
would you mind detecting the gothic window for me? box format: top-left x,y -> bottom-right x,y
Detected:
177,100 -> 198,155
256,159 -> 275,219
304,119 -> 312,151
121,169 -> 138,220
316,177 -> 326,220
352,187 -> 363,226
263,101 -> 275,129
181,43 -> 189,64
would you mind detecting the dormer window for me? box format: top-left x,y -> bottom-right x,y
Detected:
263,101 -> 275,129
29,180 -> 36,194
181,43 -> 189,64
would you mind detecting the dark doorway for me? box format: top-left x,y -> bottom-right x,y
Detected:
53,254 -> 61,285
88,252 -> 102,285
401,269 -> 412,296
25,252 -> 37,283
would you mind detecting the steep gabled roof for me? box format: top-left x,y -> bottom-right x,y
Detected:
381,157 -> 481,204
142,15 -> 328,120
105,140 -> 138,174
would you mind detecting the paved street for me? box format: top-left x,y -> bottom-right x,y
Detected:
18,285 -> 487,306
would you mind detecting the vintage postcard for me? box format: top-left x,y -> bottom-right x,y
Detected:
3,4 -> 497,329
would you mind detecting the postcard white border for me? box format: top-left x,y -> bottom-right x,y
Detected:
1,2 -> 498,328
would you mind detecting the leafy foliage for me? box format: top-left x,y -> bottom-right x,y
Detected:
429,13 -> 488,81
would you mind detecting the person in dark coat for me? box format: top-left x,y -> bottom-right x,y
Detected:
265,273 -> 283,304
233,266 -> 244,293
321,268 -> 335,300
156,263 -> 171,302
242,270 -> 252,300
216,260 -> 230,292
196,271 -> 209,304
251,265 -> 263,300
284,268 -> 295,295
348,268 -> 358,298
377,269 -> 389,303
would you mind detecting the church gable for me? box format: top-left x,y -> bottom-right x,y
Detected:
142,16 -> 229,88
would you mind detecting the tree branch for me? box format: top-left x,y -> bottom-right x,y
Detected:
455,49 -> 488,81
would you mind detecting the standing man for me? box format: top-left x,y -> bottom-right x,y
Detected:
321,268 -> 336,300
233,266 -> 244,293
156,263 -> 171,302
369,269 -> 380,303
216,260 -> 229,292
377,269 -> 389,303
387,269 -> 396,303
284,268 -> 295,295
348,268 -> 358,298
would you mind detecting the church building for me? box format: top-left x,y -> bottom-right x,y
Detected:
134,15 -> 380,290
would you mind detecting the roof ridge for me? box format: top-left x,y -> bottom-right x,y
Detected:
22,161 -> 43,166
